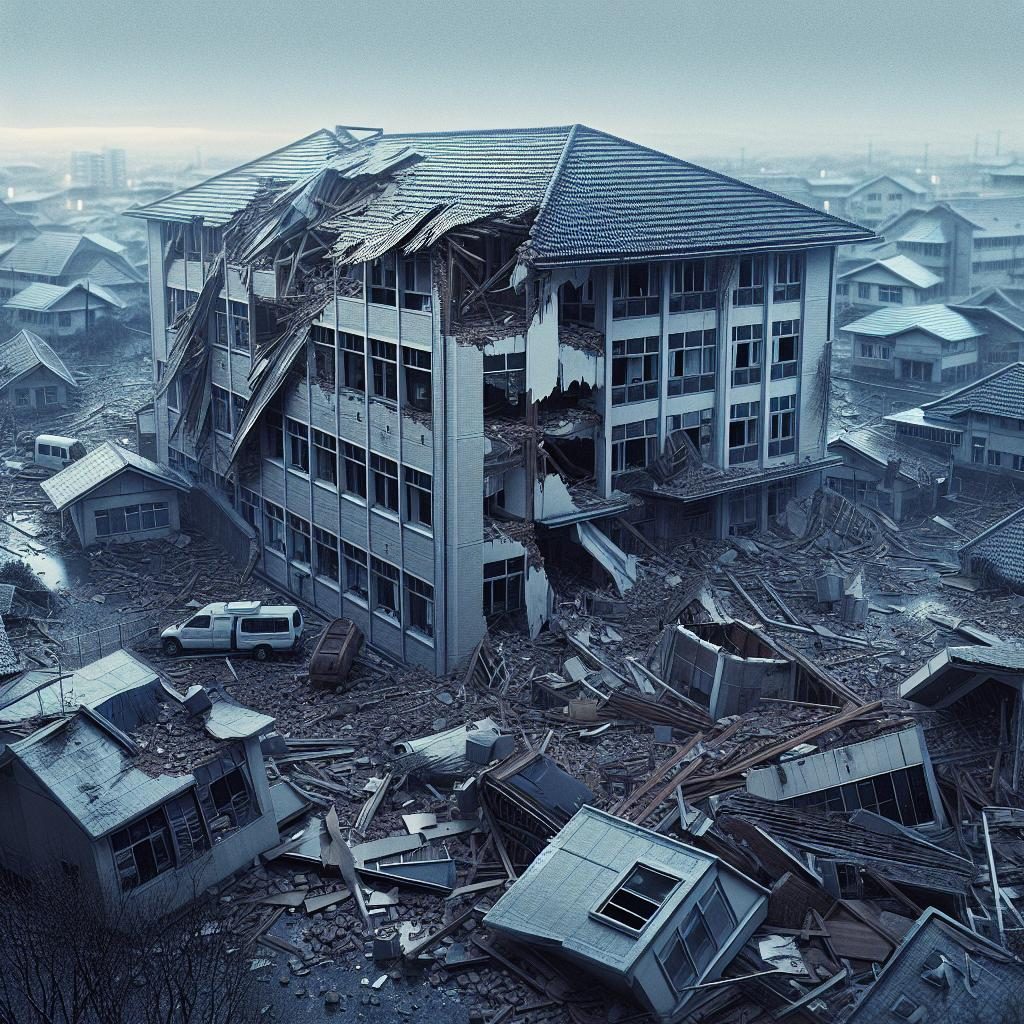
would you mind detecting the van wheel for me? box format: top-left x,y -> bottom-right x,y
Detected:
162,638 -> 182,657
253,645 -> 272,663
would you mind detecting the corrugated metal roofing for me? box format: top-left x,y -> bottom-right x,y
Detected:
0,328 -> 77,389
41,440 -> 191,511
4,280 -> 126,312
895,215 -> 950,244
838,254 -> 942,289
844,304 -> 984,341
921,361 -> 1024,419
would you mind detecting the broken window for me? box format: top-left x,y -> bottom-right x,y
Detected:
768,394 -> 797,456
230,300 -> 250,352
370,339 -> 398,401
214,299 -> 229,346
212,385 -> 231,435
656,883 -> 735,993
774,253 -> 803,302
340,332 -> 366,392
733,256 -> 765,305
728,402 -> 760,465
313,429 -> 338,487
595,864 -> 678,931
287,512 -> 311,566
263,500 -> 285,555
670,259 -> 717,312
787,765 -> 936,827
343,442 -> 367,499
111,809 -> 174,891
314,526 -> 339,581
731,324 -> 762,385
312,325 -> 336,388
342,542 -> 369,601
404,467 -> 432,528
611,419 -> 658,476
239,486 -> 259,529
164,791 -> 209,864
370,254 -> 398,305
771,319 -> 799,379
667,408 -> 713,459
612,336 -> 659,405
403,347 -> 432,413
483,351 -> 526,402
405,574 -> 434,638
668,329 -> 716,394
231,393 -> 247,431
878,285 -> 903,304
613,263 -> 660,319
766,478 -> 796,518
559,279 -> 596,324
370,453 -> 399,513
401,254 -> 432,311
484,557 -> 525,617
264,410 -> 284,461
195,751 -> 258,836
286,417 -> 309,473
371,556 -> 400,619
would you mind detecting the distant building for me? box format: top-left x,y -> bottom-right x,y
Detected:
983,163 -> 1024,192
71,148 -> 127,191
41,441 -> 191,547
484,806 -> 767,1022
3,280 -> 126,337
0,328 -> 77,413
0,199 -> 38,245
837,254 -> 944,308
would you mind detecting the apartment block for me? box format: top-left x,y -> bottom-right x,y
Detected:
128,125 -> 872,674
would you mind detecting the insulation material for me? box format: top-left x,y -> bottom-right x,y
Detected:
525,284 -> 559,401
574,521 -> 637,595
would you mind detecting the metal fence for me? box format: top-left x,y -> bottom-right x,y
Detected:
55,614 -> 161,669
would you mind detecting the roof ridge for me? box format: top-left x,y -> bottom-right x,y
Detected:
530,124 -> 580,238
962,505 -> 1024,550
922,360 -> 1024,410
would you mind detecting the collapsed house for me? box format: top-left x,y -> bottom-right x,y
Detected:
125,123 -> 874,672
957,506 -> 1024,591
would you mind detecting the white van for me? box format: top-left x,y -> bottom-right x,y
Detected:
160,601 -> 304,661
34,434 -> 86,471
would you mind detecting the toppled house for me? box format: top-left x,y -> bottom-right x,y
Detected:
3,279 -> 127,337
842,907 -> 1024,1023
483,806 -> 767,1021
0,652 -> 281,915
836,254 -> 944,309
125,123 -> 873,672
900,642 -> 1024,708
957,506 -> 1024,590
41,440 -> 192,547
744,725 -> 946,829
0,327 -> 77,412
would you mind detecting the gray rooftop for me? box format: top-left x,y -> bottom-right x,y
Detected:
828,424 -> 949,483
838,254 -> 941,289
844,304 -> 984,342
921,361 -> 1024,420
3,280 -> 126,312
0,231 -> 130,278
0,328 -> 77,390
41,441 -> 191,511
959,505 -> 1024,589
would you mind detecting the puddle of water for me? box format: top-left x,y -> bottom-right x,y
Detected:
0,522 -> 89,591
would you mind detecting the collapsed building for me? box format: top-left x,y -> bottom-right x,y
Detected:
126,124 -> 874,673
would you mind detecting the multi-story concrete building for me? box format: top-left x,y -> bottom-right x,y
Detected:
71,148 -> 128,191
128,125 -> 872,673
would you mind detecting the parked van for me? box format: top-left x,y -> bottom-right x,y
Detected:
34,434 -> 86,471
160,601 -> 304,661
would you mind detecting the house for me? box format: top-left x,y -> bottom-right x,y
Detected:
883,362 -> 1024,479
126,123 -> 874,674
744,725 -> 945,829
836,255 -> 943,308
41,441 -> 191,547
0,328 -> 77,412
826,423 -> 948,521
843,907 -> 1024,1024
841,175 -> 930,227
0,230 -> 145,304
983,163 -> 1024,192
883,196 -> 1024,299
0,652 -> 281,916
0,198 -> 38,245
3,280 -> 126,336
958,506 -> 1024,591
900,642 -> 1024,708
483,806 -> 767,1021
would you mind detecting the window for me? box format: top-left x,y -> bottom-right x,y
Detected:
866,191 -> 882,202
58,312 -> 72,328
857,283 -> 872,300
767,478 -> 796,518
263,500 -> 285,555
370,339 -> 398,401
314,526 -> 339,581
670,259 -> 717,312
729,402 -> 760,464
668,408 -> 713,459
287,512 -> 311,565
371,556 -> 400,619
733,256 -> 765,305
405,574 -> 434,637
370,453 -> 399,513
731,324 -> 762,385
859,342 -> 891,360
769,394 -> 797,456
342,542 -> 369,601
286,417 -> 309,473
483,351 -> 526,398
343,442 -> 367,498
613,263 -> 660,318
890,996 -> 923,1021
111,810 -> 174,891
403,347 -> 432,413
401,254 -> 432,311
264,411 -> 284,461
786,765 -> 935,827
312,325 -> 335,388
238,616 -> 289,634
163,791 -> 209,865
878,285 -> 903,304
611,419 -> 658,476
340,332 -> 366,392
987,449 -> 1003,467
836,283 -> 849,297
612,336 -> 659,404
230,392 -> 247,432
213,299 -> 229,346
212,385 -> 231,434
13,388 -> 29,407
239,487 -> 259,529
195,752 -> 257,833
313,428 -> 338,486
404,467 -> 432,528
774,253 -> 803,302
370,254 -> 397,305
484,557 -> 524,616
95,503 -> 169,537
771,319 -> 799,379
595,864 -> 677,932
43,386 -> 58,405
668,329 -> 716,395
559,280 -> 595,324
901,359 -> 931,382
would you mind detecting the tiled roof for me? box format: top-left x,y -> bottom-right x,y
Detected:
3,280 -> 126,312
0,615 -> 19,678
960,506 -> 1024,588
921,361 -> 1024,419
130,124 -> 876,261
126,129 -> 349,226
0,231 -> 123,277
844,304 -> 984,341
827,424 -> 948,482
944,195 -> 1024,237
849,173 -> 928,196
41,441 -> 191,511
893,213 -> 949,244
947,641 -> 1024,671
0,328 -> 77,389
838,254 -> 942,289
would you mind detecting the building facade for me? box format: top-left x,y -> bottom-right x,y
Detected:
129,125 -> 872,673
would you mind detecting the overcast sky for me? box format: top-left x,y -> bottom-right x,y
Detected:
2,0 -> 1021,164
